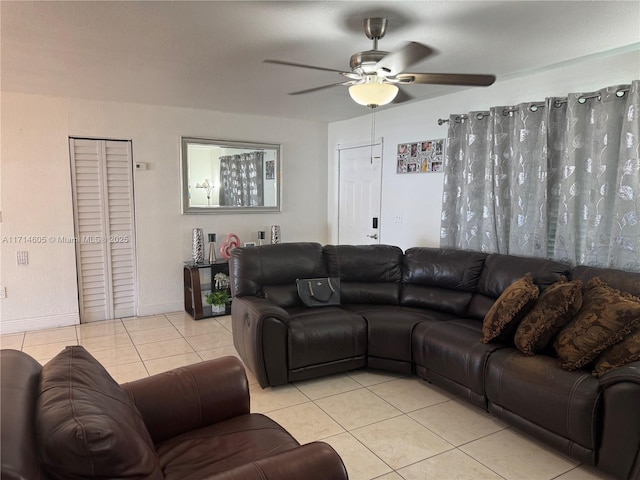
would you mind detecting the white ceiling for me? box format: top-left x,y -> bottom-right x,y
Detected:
2,1 -> 639,123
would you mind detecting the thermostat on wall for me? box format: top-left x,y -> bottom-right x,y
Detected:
135,162 -> 148,170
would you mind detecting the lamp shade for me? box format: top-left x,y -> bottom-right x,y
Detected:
348,83 -> 399,107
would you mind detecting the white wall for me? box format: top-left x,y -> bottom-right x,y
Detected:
2,48 -> 637,333
328,48 -> 640,251
0,94 -> 327,333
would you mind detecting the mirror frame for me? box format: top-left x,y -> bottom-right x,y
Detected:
181,136 -> 281,214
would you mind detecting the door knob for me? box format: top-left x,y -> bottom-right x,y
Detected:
367,233 -> 378,239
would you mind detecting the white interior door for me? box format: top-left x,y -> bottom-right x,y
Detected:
338,141 -> 382,245
70,138 -> 137,322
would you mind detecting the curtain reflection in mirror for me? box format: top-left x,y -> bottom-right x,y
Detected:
219,152 -> 264,206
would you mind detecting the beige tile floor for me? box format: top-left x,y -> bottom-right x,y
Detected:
1,312 -> 614,480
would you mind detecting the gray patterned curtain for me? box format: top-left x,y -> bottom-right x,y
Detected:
441,80 -> 640,272
218,152 -> 264,207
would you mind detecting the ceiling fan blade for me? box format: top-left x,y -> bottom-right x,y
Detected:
396,72 -> 496,86
288,81 -> 354,96
375,42 -> 434,77
264,59 -> 348,74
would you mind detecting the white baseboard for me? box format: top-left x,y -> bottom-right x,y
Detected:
0,313 -> 80,335
136,301 -> 184,317
0,303 -> 185,334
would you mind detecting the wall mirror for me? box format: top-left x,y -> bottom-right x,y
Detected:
181,137 -> 281,214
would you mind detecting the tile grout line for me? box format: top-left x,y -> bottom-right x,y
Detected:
308,385 -> 408,475
163,312 -> 206,363
122,318 -> 151,378
324,430 -> 397,479
455,448 -> 509,480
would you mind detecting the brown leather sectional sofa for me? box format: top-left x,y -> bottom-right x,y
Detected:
1,347 -> 348,480
230,242 -> 640,480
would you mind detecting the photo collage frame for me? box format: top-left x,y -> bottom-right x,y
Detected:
396,139 -> 444,174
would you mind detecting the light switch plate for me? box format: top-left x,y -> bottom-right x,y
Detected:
17,251 -> 28,265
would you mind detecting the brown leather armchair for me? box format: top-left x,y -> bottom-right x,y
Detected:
1,347 -> 348,480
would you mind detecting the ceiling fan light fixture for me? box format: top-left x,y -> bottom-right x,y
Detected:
348,82 -> 398,107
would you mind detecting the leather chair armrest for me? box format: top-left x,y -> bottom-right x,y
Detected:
598,360 -> 640,387
121,356 -> 249,444
233,296 -> 291,323
232,296 -> 291,387
597,361 -> 640,478
202,442 -> 348,480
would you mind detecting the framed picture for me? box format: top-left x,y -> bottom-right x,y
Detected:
396,138 -> 444,174
265,160 -> 275,180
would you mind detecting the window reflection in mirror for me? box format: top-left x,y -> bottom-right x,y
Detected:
181,137 -> 280,214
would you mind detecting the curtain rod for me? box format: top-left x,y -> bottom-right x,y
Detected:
438,86 -> 631,125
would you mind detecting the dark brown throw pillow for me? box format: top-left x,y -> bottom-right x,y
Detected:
36,346 -> 163,480
593,322 -> 640,377
554,278 -> 640,371
482,273 -> 539,343
514,276 -> 583,355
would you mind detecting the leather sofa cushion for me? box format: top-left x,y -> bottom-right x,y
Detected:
402,248 -> 487,289
465,294 -> 496,320
346,305 -> 450,362
401,285 -> 473,316
401,248 -> 487,316
572,265 -> 640,297
486,348 -> 601,450
157,413 -> 300,479
478,254 -> 571,297
467,254 -> 570,319
287,307 -> 367,370
231,243 -> 327,299
514,277 -> 583,355
413,318 -> 503,402
340,282 -> 399,305
482,273 -> 539,344
0,350 -> 44,480
324,244 -> 402,304
263,284 -> 303,308
36,346 -> 162,480
324,244 -> 403,282
555,277 -> 640,370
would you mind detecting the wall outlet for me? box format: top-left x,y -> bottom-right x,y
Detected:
394,214 -> 403,224
0,287 -> 6,299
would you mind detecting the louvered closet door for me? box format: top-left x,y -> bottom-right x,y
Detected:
70,138 -> 137,322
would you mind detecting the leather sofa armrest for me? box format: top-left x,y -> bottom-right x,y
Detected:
596,360 -> 640,478
233,296 -> 291,322
232,296 -> 291,388
202,442 -> 348,480
598,361 -> 640,387
121,356 -> 249,444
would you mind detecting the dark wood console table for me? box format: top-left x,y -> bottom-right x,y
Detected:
183,260 -> 230,320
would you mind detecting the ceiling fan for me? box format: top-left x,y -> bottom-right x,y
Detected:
264,17 -> 496,108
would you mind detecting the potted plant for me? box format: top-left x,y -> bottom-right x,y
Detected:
206,289 -> 230,315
